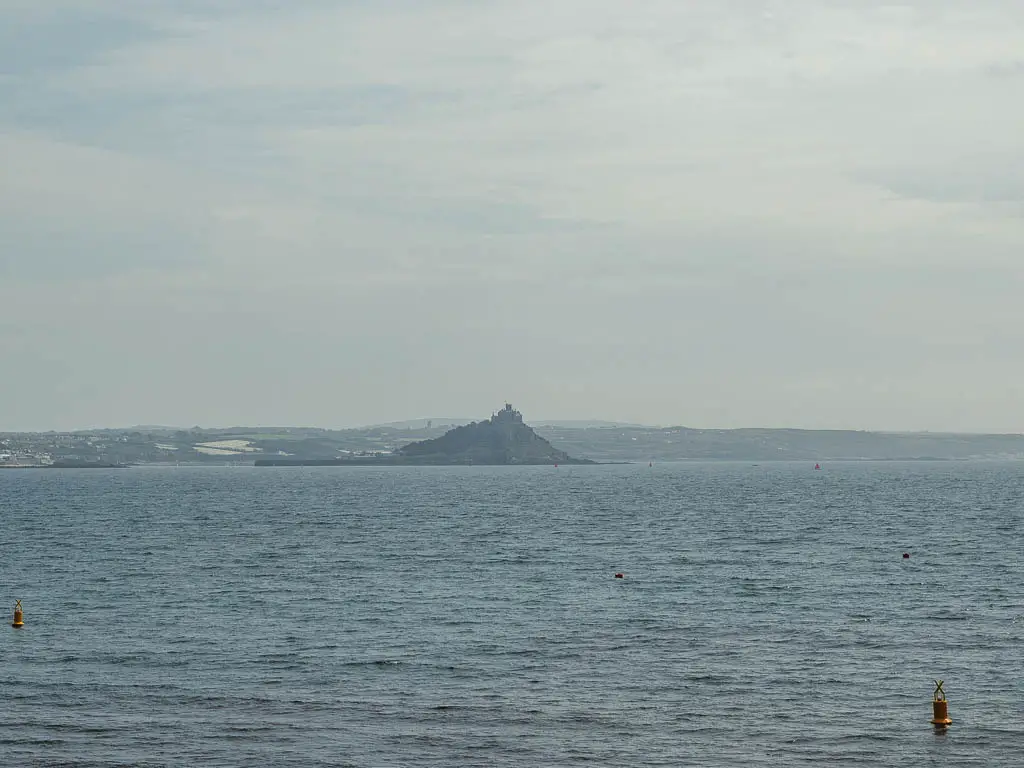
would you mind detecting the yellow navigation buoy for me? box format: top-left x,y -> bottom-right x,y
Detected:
931,680 -> 952,729
12,599 -> 24,629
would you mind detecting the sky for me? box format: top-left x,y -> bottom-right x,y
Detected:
2,0 -> 1024,432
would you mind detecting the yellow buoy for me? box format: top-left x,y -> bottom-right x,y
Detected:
12,599 -> 24,629
931,680 -> 952,728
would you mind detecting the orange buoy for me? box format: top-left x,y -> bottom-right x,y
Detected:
931,680 -> 952,728
12,599 -> 24,629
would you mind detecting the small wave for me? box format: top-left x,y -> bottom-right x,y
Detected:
831,733 -> 899,744
222,724 -> 276,733
49,724 -> 128,735
488,647 -> 540,656
685,674 -> 732,683
0,737 -> 67,746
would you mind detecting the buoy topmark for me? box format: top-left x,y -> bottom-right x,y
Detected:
931,680 -> 952,728
12,599 -> 23,629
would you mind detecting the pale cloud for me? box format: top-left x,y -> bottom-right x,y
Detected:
2,1 -> 1024,431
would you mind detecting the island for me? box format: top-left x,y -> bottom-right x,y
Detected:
254,404 -> 594,466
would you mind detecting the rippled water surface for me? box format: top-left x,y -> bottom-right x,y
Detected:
2,462 -> 1023,766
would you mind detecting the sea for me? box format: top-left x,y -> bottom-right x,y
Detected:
1,461 -> 1022,767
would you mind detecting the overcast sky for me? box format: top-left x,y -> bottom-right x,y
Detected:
2,1 -> 1023,432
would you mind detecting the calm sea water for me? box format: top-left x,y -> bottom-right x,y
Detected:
1,462 -> 1022,767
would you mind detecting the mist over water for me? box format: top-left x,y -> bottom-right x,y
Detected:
2,462 -> 1022,766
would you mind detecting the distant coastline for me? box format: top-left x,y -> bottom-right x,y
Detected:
4,419 -> 1024,467
0,461 -> 127,469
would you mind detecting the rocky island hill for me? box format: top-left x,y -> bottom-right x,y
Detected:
397,404 -> 592,464
254,404 -> 594,466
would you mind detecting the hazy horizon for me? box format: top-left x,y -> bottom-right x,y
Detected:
6,411 -> 1024,437
4,2 -> 1023,433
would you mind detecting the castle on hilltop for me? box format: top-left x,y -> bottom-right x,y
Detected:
492,403 -> 523,423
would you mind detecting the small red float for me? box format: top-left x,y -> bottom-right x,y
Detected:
903,553 -> 910,559
614,573 -> 624,579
